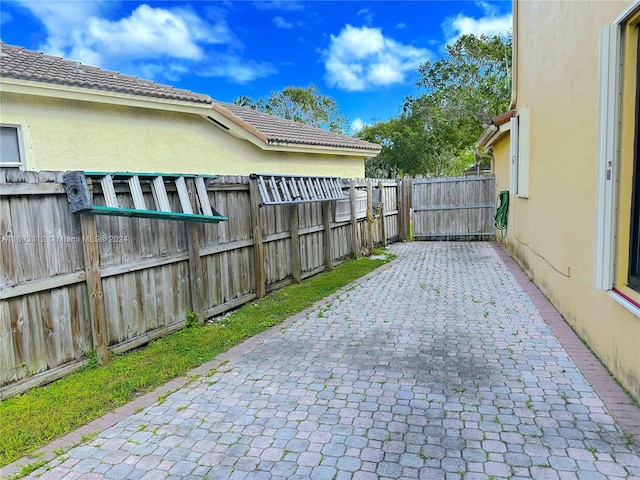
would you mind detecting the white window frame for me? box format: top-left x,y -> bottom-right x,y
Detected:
0,125 -> 25,169
509,105 -> 530,198
594,1 -> 640,317
594,25 -> 622,291
510,115 -> 519,194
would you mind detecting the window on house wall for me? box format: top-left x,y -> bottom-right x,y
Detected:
509,106 -> 530,198
0,126 -> 23,168
594,5 -> 640,312
628,28 -> 640,292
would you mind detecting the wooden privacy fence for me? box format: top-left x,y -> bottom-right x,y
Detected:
0,170 -> 406,398
411,175 -> 496,240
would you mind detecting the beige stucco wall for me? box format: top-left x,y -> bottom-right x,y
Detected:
0,92 -> 365,178
494,0 -> 640,401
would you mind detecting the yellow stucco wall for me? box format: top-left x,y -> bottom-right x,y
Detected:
494,0 -> 640,400
0,92 -> 366,178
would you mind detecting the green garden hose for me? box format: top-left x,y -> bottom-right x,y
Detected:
494,190 -> 509,238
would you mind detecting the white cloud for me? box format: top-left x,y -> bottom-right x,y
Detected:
323,25 -> 431,92
357,8 -> 373,25
14,0 -> 110,39
273,16 -> 293,29
443,5 -> 512,43
67,5 -> 230,64
138,62 -> 190,83
199,56 -> 276,84
350,118 -> 365,134
475,1 -> 499,17
253,1 -> 304,12
12,1 -> 276,85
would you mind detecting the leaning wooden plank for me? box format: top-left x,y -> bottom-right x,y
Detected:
295,178 -> 308,202
288,177 -> 301,202
258,176 -> 270,204
269,177 -> 282,203
100,175 -> 119,208
279,178 -> 292,202
151,176 -> 171,212
194,176 -> 213,216
175,177 -> 193,214
305,178 -> 317,200
128,176 -> 147,210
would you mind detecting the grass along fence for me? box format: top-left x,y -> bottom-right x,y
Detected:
0,170 -> 406,399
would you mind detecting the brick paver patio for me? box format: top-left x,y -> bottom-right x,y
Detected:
4,242 -> 640,480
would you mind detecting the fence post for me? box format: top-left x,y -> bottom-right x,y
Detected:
349,180 -> 358,257
249,177 -> 266,298
397,179 -> 404,241
378,180 -> 386,246
323,200 -> 333,271
185,178 -> 204,325
366,180 -> 374,248
290,203 -> 301,282
80,211 -> 109,366
404,178 -> 412,240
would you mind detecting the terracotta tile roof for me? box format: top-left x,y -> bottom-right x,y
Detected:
215,103 -> 381,153
0,42 -> 212,105
491,109 -> 516,127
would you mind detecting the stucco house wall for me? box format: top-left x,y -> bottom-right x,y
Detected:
1,92 -> 365,177
486,1 -> 639,401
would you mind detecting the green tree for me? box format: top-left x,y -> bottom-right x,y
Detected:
413,33 -> 512,125
360,33 -> 511,178
357,115 -> 429,178
233,85 -> 348,134
407,33 -> 512,173
232,95 -> 253,107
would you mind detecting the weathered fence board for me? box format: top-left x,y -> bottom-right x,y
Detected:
0,171 -> 403,398
412,175 -> 495,239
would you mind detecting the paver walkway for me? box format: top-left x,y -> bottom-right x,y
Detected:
7,242 -> 640,479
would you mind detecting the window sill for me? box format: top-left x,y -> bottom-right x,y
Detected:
609,288 -> 640,318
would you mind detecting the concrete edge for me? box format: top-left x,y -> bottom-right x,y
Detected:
0,255 -> 399,480
492,242 -> 640,452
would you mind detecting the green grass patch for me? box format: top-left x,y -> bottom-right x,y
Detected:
0,253 -> 392,467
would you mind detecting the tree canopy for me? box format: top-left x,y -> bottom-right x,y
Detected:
233,85 -> 348,134
357,33 -> 512,177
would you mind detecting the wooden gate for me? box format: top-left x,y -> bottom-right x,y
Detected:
411,175 -> 496,240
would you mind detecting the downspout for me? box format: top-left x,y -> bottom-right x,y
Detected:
509,0 -> 518,109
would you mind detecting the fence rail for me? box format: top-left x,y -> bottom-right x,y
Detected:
0,170 -> 405,398
411,175 -> 496,240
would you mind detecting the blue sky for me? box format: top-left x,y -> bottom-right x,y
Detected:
0,0 -> 512,132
